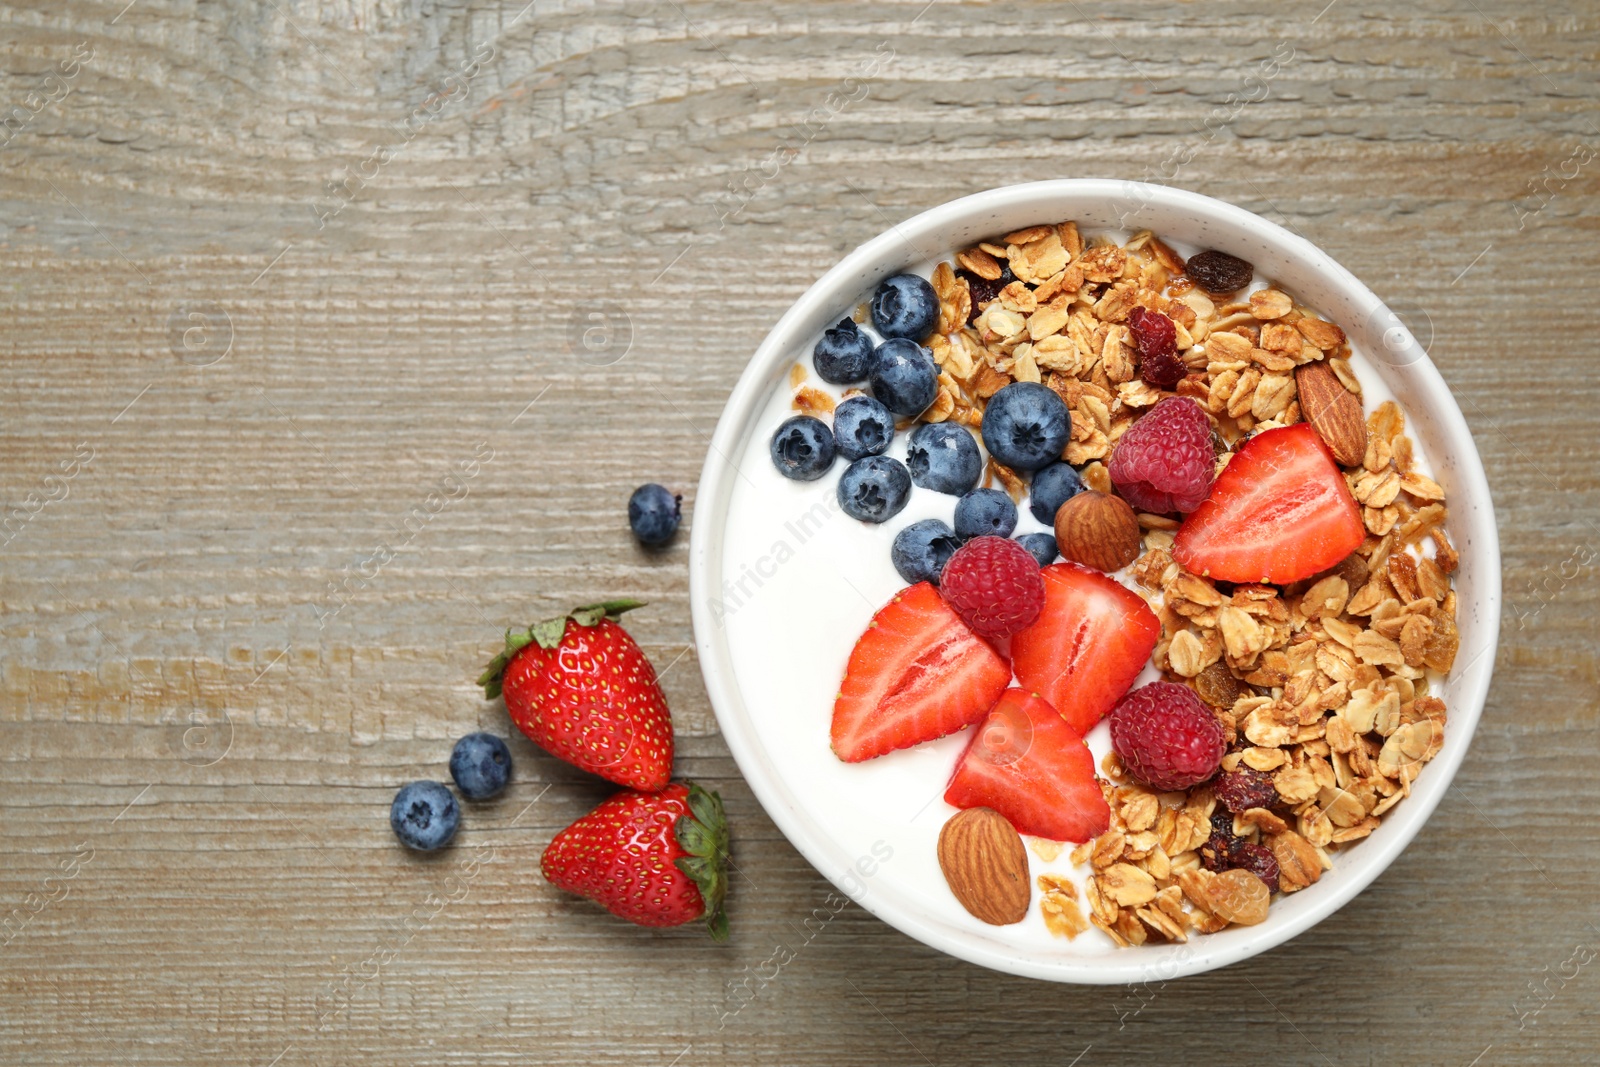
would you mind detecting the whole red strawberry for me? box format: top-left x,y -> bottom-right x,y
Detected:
478,601 -> 673,792
542,782 -> 730,939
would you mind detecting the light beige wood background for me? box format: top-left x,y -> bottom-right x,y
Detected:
2,1 -> 1597,1063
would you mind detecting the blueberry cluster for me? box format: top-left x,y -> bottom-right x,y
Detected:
889,488 -> 1062,585
769,274 -> 950,524
768,271 -> 1090,586
390,731 -> 514,851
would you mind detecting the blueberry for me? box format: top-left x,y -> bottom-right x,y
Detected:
906,423 -> 982,496
1028,462 -> 1086,524
832,395 -> 895,461
770,415 -> 836,481
871,273 -> 939,341
813,318 -> 875,384
981,382 -> 1071,471
837,455 -> 911,523
870,338 -> 939,416
954,487 -> 1018,539
449,732 -> 512,801
628,483 -> 681,546
390,781 -> 460,851
891,519 -> 962,585
1015,532 -> 1060,567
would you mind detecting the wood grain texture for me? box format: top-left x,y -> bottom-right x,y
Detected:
2,0 -> 1598,1063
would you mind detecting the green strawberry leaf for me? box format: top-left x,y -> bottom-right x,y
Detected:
477,600 -> 648,700
673,782 -> 730,942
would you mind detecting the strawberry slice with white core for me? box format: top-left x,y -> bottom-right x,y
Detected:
1010,562 -> 1161,737
944,688 -> 1110,843
1174,422 -> 1366,585
831,582 -> 1012,763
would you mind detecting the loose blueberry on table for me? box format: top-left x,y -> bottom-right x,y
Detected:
449,731 -> 513,801
627,483 -> 681,547
390,781 -> 460,852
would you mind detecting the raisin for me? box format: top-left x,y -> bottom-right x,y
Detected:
956,266 -> 1015,324
1226,842 -> 1281,894
1213,767 -> 1279,814
1186,249 -> 1254,295
1193,662 -> 1243,710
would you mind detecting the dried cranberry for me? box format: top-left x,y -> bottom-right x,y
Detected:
1129,307 -> 1185,389
1226,842 -> 1281,894
1200,832 -> 1234,872
1128,307 -> 1176,360
957,266 -> 1015,323
1186,249 -> 1254,295
1200,807 -> 1239,872
1213,767 -> 1279,814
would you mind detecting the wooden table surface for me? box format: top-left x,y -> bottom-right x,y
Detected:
3,1 -> 1597,1063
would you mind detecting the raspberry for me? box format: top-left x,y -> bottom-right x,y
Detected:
1213,767 -> 1279,814
1227,842 -> 1281,893
1108,681 -> 1226,791
1107,396 -> 1216,514
1128,307 -> 1185,389
938,535 -> 1045,639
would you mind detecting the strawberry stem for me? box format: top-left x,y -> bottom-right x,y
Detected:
477,600 -> 647,699
673,783 -> 731,942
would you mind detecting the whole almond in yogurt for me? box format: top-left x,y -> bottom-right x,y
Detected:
937,807 -> 1030,926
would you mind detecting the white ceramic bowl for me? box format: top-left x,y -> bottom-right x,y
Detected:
689,180 -> 1499,983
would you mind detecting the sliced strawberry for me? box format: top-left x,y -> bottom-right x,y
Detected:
944,689 -> 1109,842
1174,422 -> 1365,584
832,582 -> 1012,763
1010,563 -> 1160,736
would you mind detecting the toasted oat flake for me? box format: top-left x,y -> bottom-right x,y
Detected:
1039,874 -> 1091,940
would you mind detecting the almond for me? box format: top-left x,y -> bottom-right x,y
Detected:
1054,490 -> 1141,572
937,807 -> 1030,925
1294,360 -> 1367,467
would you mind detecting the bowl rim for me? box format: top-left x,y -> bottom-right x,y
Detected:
689,179 -> 1501,983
